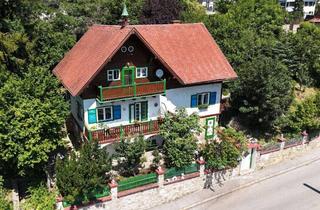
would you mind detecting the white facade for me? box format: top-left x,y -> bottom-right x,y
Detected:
72,83 -> 222,132
160,83 -> 221,117
279,0 -> 317,18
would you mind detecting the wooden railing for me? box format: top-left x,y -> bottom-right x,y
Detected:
84,120 -> 161,144
98,80 -> 166,102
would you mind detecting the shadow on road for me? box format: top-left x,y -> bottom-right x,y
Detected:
303,183 -> 320,194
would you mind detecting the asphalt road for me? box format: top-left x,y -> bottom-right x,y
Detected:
191,159 -> 320,210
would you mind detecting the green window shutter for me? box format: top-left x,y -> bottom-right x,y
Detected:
88,109 -> 97,124
191,94 -> 197,107
141,101 -> 148,121
209,92 -> 217,105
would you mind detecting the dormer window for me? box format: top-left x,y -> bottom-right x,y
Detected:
107,69 -> 120,81
136,67 -> 148,78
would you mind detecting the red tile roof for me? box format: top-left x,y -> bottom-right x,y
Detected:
53,23 -> 237,96
309,16 -> 320,23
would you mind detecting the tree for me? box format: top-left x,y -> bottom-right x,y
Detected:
140,0 -> 182,24
276,92 -> 320,134
23,184 -> 56,210
290,0 -> 304,23
214,0 -> 238,14
201,127 -> 247,170
0,176 -> 12,210
180,0 -> 208,23
55,141 -> 112,204
114,135 -> 146,176
0,67 -> 69,178
232,55 -> 293,130
160,109 -> 202,168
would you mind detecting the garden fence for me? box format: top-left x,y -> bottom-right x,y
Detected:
118,172 -> 157,192
164,163 -> 199,179
259,142 -> 282,155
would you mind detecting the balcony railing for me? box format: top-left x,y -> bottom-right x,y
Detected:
84,119 -> 161,144
98,80 -> 166,102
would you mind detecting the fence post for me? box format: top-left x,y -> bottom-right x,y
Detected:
279,134 -> 285,150
301,130 -> 308,145
156,166 -> 165,188
197,157 -> 206,178
108,179 -> 118,200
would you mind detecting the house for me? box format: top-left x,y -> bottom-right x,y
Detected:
279,0 -> 318,18
198,0 -> 215,14
53,13 -> 237,146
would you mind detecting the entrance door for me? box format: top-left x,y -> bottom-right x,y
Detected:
122,66 -> 135,85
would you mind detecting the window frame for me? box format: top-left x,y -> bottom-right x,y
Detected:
136,67 -> 148,78
197,92 -> 210,106
97,106 -> 113,122
107,69 -> 120,81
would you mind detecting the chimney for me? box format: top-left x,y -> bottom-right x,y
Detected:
120,2 -> 129,28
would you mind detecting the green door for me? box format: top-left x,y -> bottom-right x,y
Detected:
122,66 -> 135,85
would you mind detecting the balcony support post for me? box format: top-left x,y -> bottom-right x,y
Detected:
164,79 -> 167,96
98,86 -> 103,102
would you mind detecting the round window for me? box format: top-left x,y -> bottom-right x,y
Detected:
121,46 -> 127,53
128,46 -> 134,53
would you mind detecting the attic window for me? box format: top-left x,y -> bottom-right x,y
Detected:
107,69 -> 120,81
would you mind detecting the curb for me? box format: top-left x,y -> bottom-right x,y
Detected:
182,156 -> 320,210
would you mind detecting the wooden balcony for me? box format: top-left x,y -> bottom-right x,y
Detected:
98,80 -> 166,102
83,120 -> 161,144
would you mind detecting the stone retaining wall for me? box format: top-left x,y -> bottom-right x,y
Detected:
256,137 -> 320,169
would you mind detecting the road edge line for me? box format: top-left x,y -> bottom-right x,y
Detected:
182,156 -> 320,210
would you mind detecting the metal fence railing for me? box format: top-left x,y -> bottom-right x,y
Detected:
164,163 -> 199,180
284,136 -> 303,149
259,142 -> 282,155
118,173 -> 157,192
308,130 -> 320,142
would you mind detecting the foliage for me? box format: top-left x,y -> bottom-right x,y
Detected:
0,67 -> 69,177
276,92 -> 320,134
114,135 -> 147,176
290,0 -> 304,23
55,141 -> 111,204
23,184 -> 56,210
140,0 -> 182,24
232,56 -> 293,130
214,0 -> 238,14
201,127 -> 247,170
0,176 -> 12,210
289,23 -> 320,87
151,149 -> 162,169
180,0 -> 208,23
160,109 -> 202,168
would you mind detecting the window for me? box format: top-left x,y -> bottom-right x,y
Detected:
97,106 -> 113,122
197,93 -> 210,106
107,69 -> 120,81
191,92 -> 217,108
76,101 -> 83,121
136,67 -> 148,78
130,101 -> 148,122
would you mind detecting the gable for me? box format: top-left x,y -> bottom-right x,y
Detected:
53,23 -> 237,96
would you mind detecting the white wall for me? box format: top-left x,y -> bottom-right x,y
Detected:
82,83 -> 222,130
160,83 -> 221,117
83,96 -> 160,130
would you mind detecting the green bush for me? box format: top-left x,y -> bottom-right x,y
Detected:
23,184 -> 56,210
202,128 -> 247,170
0,177 -> 12,210
276,92 -> 320,134
115,135 -> 146,176
55,141 -> 111,204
